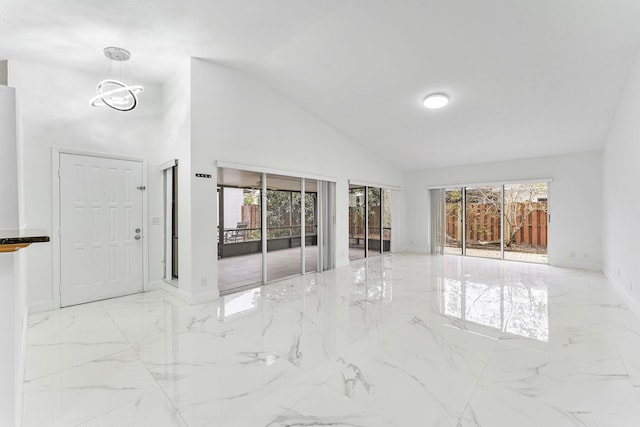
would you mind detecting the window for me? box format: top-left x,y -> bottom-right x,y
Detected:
437,182 -> 548,263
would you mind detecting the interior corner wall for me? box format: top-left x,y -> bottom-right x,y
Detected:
189,59 -> 403,296
7,60 -> 164,312
147,61 -> 192,294
603,49 -> 640,305
403,151 -> 603,270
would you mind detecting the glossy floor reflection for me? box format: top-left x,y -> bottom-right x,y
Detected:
22,255 -> 640,426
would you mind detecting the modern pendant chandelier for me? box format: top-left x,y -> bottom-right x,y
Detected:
89,47 -> 144,112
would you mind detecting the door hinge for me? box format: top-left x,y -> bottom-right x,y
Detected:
136,186 -> 146,191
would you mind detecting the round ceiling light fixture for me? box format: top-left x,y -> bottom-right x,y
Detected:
422,93 -> 449,109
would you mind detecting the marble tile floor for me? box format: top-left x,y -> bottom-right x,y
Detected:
218,246 -> 320,294
444,246 -> 548,264
349,247 -> 391,262
22,254 -> 640,426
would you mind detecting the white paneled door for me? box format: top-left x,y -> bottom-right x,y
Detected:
60,154 -> 144,307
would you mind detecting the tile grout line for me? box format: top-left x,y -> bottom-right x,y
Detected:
24,304 -> 135,383
454,336 -> 499,425
102,294 -> 192,427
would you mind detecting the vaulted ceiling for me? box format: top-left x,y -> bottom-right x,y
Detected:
2,0 -> 639,170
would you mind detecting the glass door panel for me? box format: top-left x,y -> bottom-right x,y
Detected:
216,166 -> 263,294
367,187 -> 382,256
382,189 -> 392,253
304,180 -> 319,272
349,186 -> 366,261
266,174 -> 302,282
503,183 -> 548,263
465,186 -> 502,259
445,188 -> 463,255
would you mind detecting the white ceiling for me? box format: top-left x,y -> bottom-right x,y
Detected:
2,0 -> 640,171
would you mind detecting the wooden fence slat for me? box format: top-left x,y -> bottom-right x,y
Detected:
446,201 -> 547,248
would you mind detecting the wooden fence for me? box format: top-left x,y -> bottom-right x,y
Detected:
447,202 -> 547,248
241,204 -> 261,229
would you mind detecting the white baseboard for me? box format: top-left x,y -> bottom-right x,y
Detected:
155,281 -> 220,305
189,288 -> 220,304
605,268 -> 640,323
155,281 -> 191,303
549,258 -> 602,271
28,299 -> 57,314
28,281 -> 220,311
146,280 -> 164,291
402,245 -> 430,254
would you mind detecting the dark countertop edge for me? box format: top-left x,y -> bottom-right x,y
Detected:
0,229 -> 50,245
0,235 -> 50,245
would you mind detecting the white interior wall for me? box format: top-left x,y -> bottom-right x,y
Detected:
403,151 -> 603,270
189,59 -> 403,298
603,49 -> 640,308
0,85 -> 18,224
147,62 -> 191,290
7,60 -> 164,312
0,84 -> 22,427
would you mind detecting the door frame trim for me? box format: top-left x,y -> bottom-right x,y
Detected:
52,148 -> 149,308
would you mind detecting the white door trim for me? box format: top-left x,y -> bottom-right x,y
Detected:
216,160 -> 338,184
52,148 -> 148,308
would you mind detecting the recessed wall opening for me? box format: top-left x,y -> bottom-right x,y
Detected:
162,161 -> 178,285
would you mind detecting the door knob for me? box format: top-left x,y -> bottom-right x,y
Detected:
135,235 -> 141,240
135,228 -> 141,233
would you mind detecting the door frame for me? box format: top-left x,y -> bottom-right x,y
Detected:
52,148 -> 149,308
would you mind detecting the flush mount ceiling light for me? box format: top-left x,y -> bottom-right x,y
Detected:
423,93 -> 449,109
89,47 -> 144,112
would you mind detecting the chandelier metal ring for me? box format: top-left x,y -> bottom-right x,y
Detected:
89,79 -> 144,112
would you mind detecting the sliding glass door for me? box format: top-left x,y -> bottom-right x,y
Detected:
266,174 -> 302,282
217,167 -> 332,295
367,187 -> 382,256
465,186 -> 502,259
445,188 -> 463,255
349,184 -> 393,260
217,169 -> 263,293
349,186 -> 366,261
503,183 -> 548,263
304,180 -> 319,272
439,182 -> 548,264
